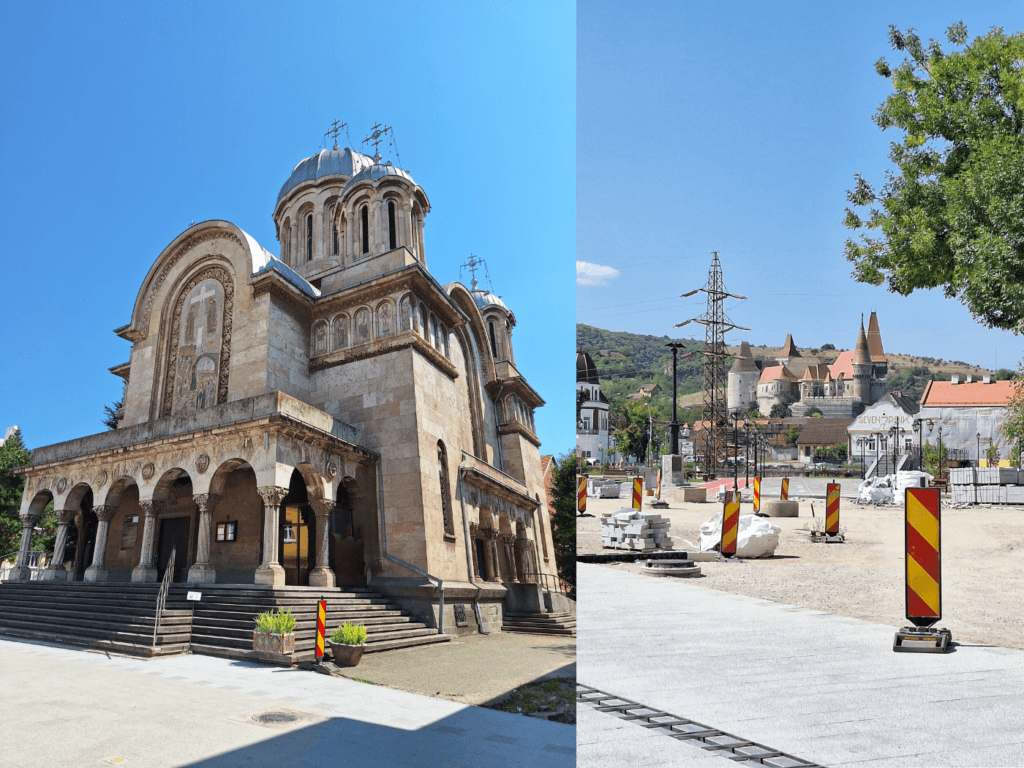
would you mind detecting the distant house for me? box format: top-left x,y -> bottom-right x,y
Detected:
795,418 -> 853,463
627,382 -> 661,401
919,375 -> 1018,463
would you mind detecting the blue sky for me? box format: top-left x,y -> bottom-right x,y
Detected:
578,1 -> 1024,370
0,1 -> 575,454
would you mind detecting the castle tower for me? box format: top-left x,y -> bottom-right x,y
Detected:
852,319 -> 873,405
866,311 -> 887,377
776,333 -> 801,369
727,341 -> 759,413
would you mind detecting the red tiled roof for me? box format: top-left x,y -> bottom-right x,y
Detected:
758,365 -> 797,384
920,380 -> 1016,407
829,350 -> 854,379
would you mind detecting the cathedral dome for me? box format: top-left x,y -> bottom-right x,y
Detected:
471,288 -> 508,312
577,351 -> 600,384
277,147 -> 375,203
342,161 -> 416,193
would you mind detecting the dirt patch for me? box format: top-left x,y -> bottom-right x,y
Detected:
483,678 -> 576,724
578,495 -> 1024,650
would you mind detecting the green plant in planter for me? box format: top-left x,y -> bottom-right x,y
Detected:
331,622 -> 367,646
254,608 -> 296,634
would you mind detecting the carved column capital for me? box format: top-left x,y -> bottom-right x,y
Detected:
257,486 -> 288,506
309,498 -> 335,518
18,513 -> 41,527
56,510 -> 75,525
93,506 -> 117,523
500,533 -> 516,546
193,494 -> 221,514
138,500 -> 160,517
469,522 -> 479,537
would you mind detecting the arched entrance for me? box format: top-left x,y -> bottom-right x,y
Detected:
329,481 -> 365,587
153,469 -> 194,583
279,469 -> 315,586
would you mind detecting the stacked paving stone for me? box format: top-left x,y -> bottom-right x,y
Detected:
600,509 -> 672,551
949,467 -> 1024,505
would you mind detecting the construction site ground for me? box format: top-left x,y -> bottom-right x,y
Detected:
577,480 -> 1024,651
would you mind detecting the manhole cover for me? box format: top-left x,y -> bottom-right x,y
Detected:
252,712 -> 301,724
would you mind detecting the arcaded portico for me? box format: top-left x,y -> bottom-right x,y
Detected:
10,132 -> 558,632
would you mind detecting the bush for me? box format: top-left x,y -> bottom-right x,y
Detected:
331,621 -> 367,645
254,608 -> 296,634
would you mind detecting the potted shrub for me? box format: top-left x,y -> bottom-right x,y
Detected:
329,622 -> 367,667
253,608 -> 296,656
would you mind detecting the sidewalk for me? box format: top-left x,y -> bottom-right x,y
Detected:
578,563 -> 1024,767
0,637 -> 574,768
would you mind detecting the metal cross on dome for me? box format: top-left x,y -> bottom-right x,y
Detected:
460,254 -> 492,291
362,122 -> 391,157
325,119 -> 348,149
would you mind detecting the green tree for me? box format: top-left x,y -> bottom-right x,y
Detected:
548,451 -> 578,596
1001,365 -> 1024,462
0,430 -> 31,556
844,24 -> 1024,334
769,403 -> 789,419
612,400 -> 654,464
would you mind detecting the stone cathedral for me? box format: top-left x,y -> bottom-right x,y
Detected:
10,131 -> 556,633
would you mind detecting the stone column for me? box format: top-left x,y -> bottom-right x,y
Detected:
308,498 -> 336,588
255,487 -> 287,585
132,500 -> 161,583
502,534 -> 519,583
482,530 -> 498,582
84,506 -> 116,582
9,513 -> 41,581
71,513 -> 86,580
41,510 -> 75,582
186,494 -> 219,584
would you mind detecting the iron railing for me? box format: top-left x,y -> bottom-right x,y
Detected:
152,548 -> 176,647
525,572 -> 574,598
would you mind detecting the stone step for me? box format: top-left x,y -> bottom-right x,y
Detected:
0,616 -> 191,646
362,634 -> 451,654
0,624 -> 190,657
188,620 -> 429,641
191,614 -> 415,631
0,603 -> 193,628
0,592 -> 191,612
0,596 -> 193,619
501,625 -> 576,636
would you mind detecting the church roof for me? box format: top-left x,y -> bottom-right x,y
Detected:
731,341 -> 759,372
277,147 -> 375,203
778,334 -> 801,358
342,161 -> 416,193
471,288 -> 509,312
758,364 -> 797,384
577,351 -> 600,384
253,256 -> 321,297
866,311 -> 886,363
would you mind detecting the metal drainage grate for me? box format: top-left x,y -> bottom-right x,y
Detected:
577,684 -> 823,767
252,712 -> 301,725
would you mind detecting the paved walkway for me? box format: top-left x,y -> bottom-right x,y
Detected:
0,637 -> 574,768
578,563 -> 1024,768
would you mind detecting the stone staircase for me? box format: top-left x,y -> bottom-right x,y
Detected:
501,611 -> 576,637
0,581 -> 192,656
181,584 -> 450,662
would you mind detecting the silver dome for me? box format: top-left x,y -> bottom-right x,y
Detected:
471,289 -> 508,312
342,162 -> 416,194
277,147 -> 375,203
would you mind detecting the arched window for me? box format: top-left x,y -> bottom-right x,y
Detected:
332,222 -> 339,256
437,441 -> 455,537
387,200 -> 397,251
411,212 -> 419,257
361,205 -> 369,254
488,321 -> 497,357
306,213 -> 313,261
420,307 -> 429,342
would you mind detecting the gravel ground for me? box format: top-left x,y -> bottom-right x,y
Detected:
578,492 -> 1024,650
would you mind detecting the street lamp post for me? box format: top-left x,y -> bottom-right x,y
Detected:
977,432 -> 981,467
857,436 -> 865,480
745,421 -> 750,486
913,418 -> 923,471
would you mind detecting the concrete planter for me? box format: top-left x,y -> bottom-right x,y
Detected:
330,642 -> 366,667
253,630 -> 295,655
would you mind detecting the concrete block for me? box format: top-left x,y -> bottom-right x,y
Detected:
674,486 -> 707,503
762,500 -> 799,517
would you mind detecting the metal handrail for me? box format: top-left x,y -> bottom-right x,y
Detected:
152,547 -> 176,647
525,572 -> 572,596
1,550 -> 43,567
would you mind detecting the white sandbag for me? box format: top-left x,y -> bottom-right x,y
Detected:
894,471 -> 933,495
699,513 -> 781,558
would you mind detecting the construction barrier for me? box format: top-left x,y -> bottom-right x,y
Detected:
578,476 -> 587,514
632,478 -> 643,510
721,490 -> 740,558
753,476 -> 761,513
656,467 -> 662,499
826,483 -> 840,535
316,599 -> 326,661
781,477 -> 789,501
894,488 -> 951,652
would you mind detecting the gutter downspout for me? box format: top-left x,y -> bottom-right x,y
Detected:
375,458 -> 445,635
458,456 -> 489,634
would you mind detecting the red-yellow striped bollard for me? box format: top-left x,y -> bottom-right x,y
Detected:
316,599 -> 326,661
656,467 -> 662,499
753,476 -> 761,513
577,476 -> 587,514
632,478 -> 643,510
781,477 -> 789,501
721,490 -> 740,558
894,488 -> 951,652
826,483 -> 840,535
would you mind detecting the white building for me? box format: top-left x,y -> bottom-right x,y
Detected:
576,352 -> 612,463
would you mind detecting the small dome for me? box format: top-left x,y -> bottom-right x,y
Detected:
342,161 -> 416,194
277,147 -> 375,203
471,288 -> 508,312
577,351 -> 600,384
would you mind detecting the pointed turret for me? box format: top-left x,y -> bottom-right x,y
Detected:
731,341 -> 758,372
851,319 -> 873,405
866,311 -> 886,363
853,321 -> 871,365
778,333 -> 801,359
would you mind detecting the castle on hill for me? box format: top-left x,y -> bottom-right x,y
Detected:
727,312 -> 888,419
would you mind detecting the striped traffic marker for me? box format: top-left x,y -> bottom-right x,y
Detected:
632,478 -> 643,510
577,476 -> 587,514
721,490 -> 740,558
826,483 -> 840,535
753,476 -> 761,513
780,477 -> 789,501
894,488 -> 951,652
316,599 -> 327,661
656,467 -> 663,499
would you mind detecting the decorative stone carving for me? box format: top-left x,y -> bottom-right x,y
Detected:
336,315 -> 348,349
161,265 -> 234,418
400,296 -> 412,332
257,486 -> 288,506
142,463 -> 155,481
195,454 -> 210,474
94,470 -> 108,488
55,509 -> 74,525
326,461 -> 338,479
56,477 -> 68,494
378,302 -> 393,338
355,309 -> 370,344
313,321 -> 329,355
93,505 -> 116,523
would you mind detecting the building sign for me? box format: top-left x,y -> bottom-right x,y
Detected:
850,401 -> 915,433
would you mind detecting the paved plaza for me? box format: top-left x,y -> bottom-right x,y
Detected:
0,637 -> 574,768
578,563 -> 1024,768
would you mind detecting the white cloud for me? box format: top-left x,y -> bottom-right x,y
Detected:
576,260 -> 620,286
